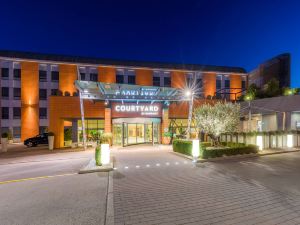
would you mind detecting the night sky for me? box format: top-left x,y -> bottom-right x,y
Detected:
1,0 -> 300,86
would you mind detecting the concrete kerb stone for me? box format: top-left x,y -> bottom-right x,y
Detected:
78,157 -> 114,174
105,171 -> 114,225
172,149 -> 300,163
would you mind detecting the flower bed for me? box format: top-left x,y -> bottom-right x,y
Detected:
172,139 -> 258,159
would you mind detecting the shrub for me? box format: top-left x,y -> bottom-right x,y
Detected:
48,132 -> 55,136
173,139 -> 206,157
95,146 -> 101,166
64,91 -> 71,96
1,132 -> 8,138
64,128 -> 72,141
100,132 -> 112,144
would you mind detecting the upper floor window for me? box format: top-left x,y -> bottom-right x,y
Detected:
216,79 -> 222,89
13,88 -> 21,99
80,73 -> 86,81
242,80 -> 246,90
39,70 -> 47,82
51,89 -> 58,96
1,87 -> 9,98
39,108 -> 47,119
128,75 -> 135,85
164,77 -> 171,87
224,79 -> 230,89
116,75 -> 124,84
1,68 -> 9,79
153,77 -> 160,86
13,107 -> 21,119
13,69 -> 21,80
196,78 -> 202,88
51,71 -> 59,82
39,89 -> 47,100
90,73 -> 98,82
2,107 -> 9,119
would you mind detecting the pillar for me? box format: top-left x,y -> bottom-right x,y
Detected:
136,69 -> 153,86
230,74 -> 242,100
98,66 -> 116,83
161,108 -> 169,144
21,61 -> 39,141
59,64 -> 77,96
171,71 -> 185,89
104,107 -> 112,133
203,72 -> 216,98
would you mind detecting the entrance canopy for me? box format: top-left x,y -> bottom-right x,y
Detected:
75,80 -> 187,102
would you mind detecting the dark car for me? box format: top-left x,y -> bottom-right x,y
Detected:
24,133 -> 48,147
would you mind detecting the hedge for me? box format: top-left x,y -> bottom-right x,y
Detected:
95,146 -> 102,166
172,139 -> 258,159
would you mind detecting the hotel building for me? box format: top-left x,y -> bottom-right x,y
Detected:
0,50 -> 248,148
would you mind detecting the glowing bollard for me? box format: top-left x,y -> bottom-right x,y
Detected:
256,135 -> 263,150
192,139 -> 200,162
287,134 -> 293,148
100,144 -> 110,165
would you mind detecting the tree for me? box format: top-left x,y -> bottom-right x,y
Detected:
264,78 -> 281,97
194,102 -> 240,146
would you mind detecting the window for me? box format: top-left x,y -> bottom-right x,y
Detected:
13,127 -> 21,138
1,87 -> 9,98
39,126 -> 47,134
90,73 -> 98,82
225,79 -> 230,89
13,107 -> 21,119
51,89 -> 58,96
2,107 -> 9,119
216,79 -> 222,89
39,89 -> 47,100
13,69 -> 21,80
242,80 -> 246,89
39,108 -> 47,119
1,68 -> 9,79
51,71 -> 59,82
39,70 -> 47,82
153,77 -> 160,86
128,75 -> 135,84
80,73 -> 86,80
196,78 -> 202,88
164,77 -> 171,87
13,88 -> 21,99
116,75 -> 124,84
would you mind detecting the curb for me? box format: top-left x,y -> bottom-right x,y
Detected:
172,149 -> 300,163
105,171 -> 114,225
78,158 -> 114,174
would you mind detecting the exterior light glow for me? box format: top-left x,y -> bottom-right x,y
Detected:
192,139 -> 200,158
185,90 -> 192,97
287,134 -> 293,148
256,135 -> 263,150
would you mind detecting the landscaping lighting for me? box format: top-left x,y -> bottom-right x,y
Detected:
287,134 -> 293,148
101,144 -> 110,165
256,135 -> 263,150
192,139 -> 200,158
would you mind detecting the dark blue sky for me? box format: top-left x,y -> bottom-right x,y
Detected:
1,0 -> 300,86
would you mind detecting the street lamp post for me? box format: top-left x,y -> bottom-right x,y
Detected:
186,90 -> 194,140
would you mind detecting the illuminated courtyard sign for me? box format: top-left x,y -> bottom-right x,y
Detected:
115,88 -> 157,96
112,103 -> 161,117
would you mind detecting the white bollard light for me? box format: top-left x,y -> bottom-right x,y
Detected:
101,143 -> 110,165
192,139 -> 200,158
287,134 -> 293,148
256,135 -> 263,150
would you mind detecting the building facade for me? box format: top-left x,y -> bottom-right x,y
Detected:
0,50 -> 248,147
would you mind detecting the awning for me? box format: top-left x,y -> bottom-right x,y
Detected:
75,80 -> 188,102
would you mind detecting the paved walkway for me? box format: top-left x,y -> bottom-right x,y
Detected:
112,145 -> 300,225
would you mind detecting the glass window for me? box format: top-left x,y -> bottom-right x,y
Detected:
196,78 -> 202,88
2,107 -> 9,119
13,88 -> 21,99
242,80 -> 246,89
51,89 -> 58,95
39,89 -> 47,100
128,75 -> 135,84
77,119 -> 105,143
13,69 -> 21,80
116,75 -> 124,84
39,108 -> 47,119
51,71 -> 59,82
80,73 -> 86,80
164,77 -> 171,87
13,127 -> 21,138
1,87 -> 9,98
13,107 -> 21,119
90,73 -> 98,82
225,79 -> 230,89
1,68 -> 9,79
153,77 -> 160,86
216,79 -> 222,89
39,126 -> 47,134
39,70 -> 47,82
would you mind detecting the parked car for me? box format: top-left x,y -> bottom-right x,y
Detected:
24,133 -> 49,147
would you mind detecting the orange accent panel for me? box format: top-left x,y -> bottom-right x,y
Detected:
21,61 -> 39,141
98,66 -> 116,83
230,74 -> 242,100
161,108 -> 169,144
203,73 -> 216,97
59,64 -> 77,96
171,71 -> 186,89
104,108 -> 112,133
136,69 -> 153,86
49,96 -> 105,148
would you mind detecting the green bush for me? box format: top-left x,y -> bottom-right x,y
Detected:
201,144 -> 258,159
95,146 -> 101,166
172,139 -> 206,157
64,128 -> 72,141
1,132 -> 8,138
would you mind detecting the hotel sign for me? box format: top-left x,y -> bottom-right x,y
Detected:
115,88 -> 157,97
112,103 -> 162,118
